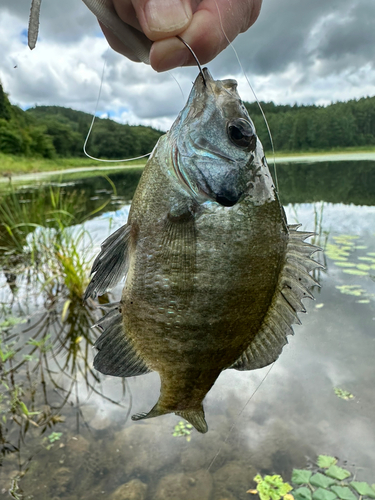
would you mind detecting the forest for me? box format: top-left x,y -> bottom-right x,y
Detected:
1,81 -> 375,160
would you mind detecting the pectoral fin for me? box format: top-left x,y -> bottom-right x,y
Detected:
84,224 -> 131,300
93,305 -> 150,377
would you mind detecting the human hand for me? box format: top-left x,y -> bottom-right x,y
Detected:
99,0 -> 262,72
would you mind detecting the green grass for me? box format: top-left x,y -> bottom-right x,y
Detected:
272,146 -> 375,158
0,153 -> 147,176
1,147 -> 375,178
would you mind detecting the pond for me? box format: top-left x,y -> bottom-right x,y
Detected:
0,160 -> 374,500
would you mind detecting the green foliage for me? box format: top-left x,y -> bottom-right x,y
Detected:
325,466 -> 351,481
333,388 -> 354,401
253,474 -> 293,500
250,455 -> 374,500
350,483 -> 375,498
0,82 -> 163,159
310,473 -> 337,489
246,96 -> 375,153
294,487 -> 313,500
172,421 -> 193,441
330,486 -> 357,500
317,456 -> 338,468
292,470 -> 313,485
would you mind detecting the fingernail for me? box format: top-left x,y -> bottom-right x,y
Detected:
144,0 -> 191,33
155,48 -> 188,72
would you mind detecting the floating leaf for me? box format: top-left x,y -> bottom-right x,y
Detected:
356,264 -> 371,271
330,486 -> 356,500
350,482 -> 375,498
355,245 -> 367,250
334,262 -> 356,268
293,488 -> 312,500
367,252 -> 375,257
317,456 -> 337,468
334,388 -> 354,400
315,304 -> 324,309
356,299 -> 370,304
312,488 -> 337,500
292,470 -> 312,485
248,490 -> 258,495
342,269 -> 368,276
325,466 -> 351,481
310,473 -> 337,489
358,256 -> 375,262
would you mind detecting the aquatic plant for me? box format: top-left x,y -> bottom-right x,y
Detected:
249,455 -> 375,500
333,388 -> 354,401
172,421 -> 193,441
248,474 -> 293,500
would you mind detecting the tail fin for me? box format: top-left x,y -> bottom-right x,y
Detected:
132,404 -> 208,434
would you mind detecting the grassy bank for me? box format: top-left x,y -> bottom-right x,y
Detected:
0,153 -> 147,176
1,146 -> 375,178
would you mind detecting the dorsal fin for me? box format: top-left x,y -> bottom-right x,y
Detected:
93,305 -> 151,377
230,224 -> 322,371
84,223 -> 131,300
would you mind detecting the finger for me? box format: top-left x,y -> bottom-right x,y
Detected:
131,0 -> 194,41
99,21 -> 144,62
149,0 -> 262,72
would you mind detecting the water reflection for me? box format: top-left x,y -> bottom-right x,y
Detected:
0,161 -> 374,498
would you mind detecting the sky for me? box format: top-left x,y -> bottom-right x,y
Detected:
0,0 -> 374,130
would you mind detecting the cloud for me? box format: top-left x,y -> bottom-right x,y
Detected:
0,0 -> 374,129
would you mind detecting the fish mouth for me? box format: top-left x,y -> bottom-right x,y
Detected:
215,189 -> 243,207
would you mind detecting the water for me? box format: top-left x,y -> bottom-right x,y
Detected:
0,161 -> 374,499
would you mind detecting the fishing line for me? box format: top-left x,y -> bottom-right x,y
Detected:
83,49 -> 151,163
213,0 -> 279,194
207,362 -> 275,472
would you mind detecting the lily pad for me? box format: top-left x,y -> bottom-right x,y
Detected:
312,488 -> 337,500
325,466 -> 351,481
350,482 -> 375,498
334,388 -> 354,400
310,473 -> 337,489
356,264 -> 371,271
342,269 -> 368,276
292,470 -> 313,485
357,299 -> 371,304
334,262 -> 356,268
330,487 -> 356,500
317,456 -> 337,468
294,487 -> 312,500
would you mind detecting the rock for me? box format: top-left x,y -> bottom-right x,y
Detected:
212,461 -> 256,500
155,469 -> 213,500
66,435 -> 90,454
180,446 -> 207,471
110,479 -> 147,500
115,421 -> 183,476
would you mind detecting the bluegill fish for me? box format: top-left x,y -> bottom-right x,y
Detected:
84,68 -> 320,433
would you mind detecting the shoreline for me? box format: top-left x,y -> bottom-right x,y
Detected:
1,151 -> 375,185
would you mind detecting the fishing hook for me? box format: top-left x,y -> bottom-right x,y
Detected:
176,36 -> 207,86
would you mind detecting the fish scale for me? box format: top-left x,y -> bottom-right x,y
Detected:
85,68 -> 321,433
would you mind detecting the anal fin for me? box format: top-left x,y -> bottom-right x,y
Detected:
93,305 -> 151,378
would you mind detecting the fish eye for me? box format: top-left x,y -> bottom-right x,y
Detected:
227,119 -> 257,151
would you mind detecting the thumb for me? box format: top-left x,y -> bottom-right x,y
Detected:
132,0 -> 194,41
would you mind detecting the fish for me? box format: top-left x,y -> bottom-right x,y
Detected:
84,68 -> 321,433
